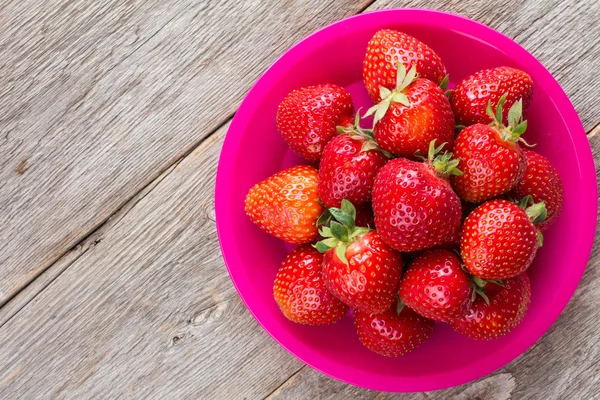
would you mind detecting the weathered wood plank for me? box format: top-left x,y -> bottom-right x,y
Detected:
0,124 -> 306,399
368,0 -> 600,131
264,130 -> 600,400
0,0 -> 371,305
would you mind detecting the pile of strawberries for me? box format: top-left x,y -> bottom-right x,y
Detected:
244,29 -> 564,357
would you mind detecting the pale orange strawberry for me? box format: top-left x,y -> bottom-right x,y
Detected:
245,165 -> 322,244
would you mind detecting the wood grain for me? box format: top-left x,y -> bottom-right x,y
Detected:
368,0 -> 600,131
0,1 -> 598,399
0,124 -> 306,399
0,0 -> 371,305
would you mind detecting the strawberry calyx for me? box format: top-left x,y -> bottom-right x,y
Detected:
439,75 -> 454,100
517,195 -> 547,247
395,295 -> 406,315
486,93 -> 532,146
314,199 -> 371,265
337,111 -> 392,158
424,139 -> 462,178
469,275 -> 504,305
364,62 -> 418,125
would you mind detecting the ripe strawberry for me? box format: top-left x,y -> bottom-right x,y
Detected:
451,273 -> 531,340
276,84 -> 354,161
363,29 -> 446,103
316,200 -> 402,314
318,116 -> 389,208
450,66 -> 533,126
511,149 -> 564,232
461,198 -> 546,280
365,64 -> 454,159
372,141 -> 462,252
245,165 -> 322,244
354,301 -> 434,357
273,245 -> 349,325
399,249 -> 471,322
451,95 -> 528,202
354,202 -> 375,228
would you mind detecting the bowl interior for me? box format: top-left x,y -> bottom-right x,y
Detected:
216,10 -> 596,392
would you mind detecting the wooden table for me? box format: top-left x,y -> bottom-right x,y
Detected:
0,1 -> 598,398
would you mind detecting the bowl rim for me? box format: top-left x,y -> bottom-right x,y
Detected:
214,8 -> 598,392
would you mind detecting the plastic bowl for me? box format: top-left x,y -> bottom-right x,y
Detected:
215,9 -> 597,392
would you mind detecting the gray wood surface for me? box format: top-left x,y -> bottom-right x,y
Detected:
0,0 -> 371,305
0,0 -> 598,399
0,126 -> 305,399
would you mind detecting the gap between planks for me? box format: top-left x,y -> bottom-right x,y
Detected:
0,114 -> 233,328
0,0 -> 376,325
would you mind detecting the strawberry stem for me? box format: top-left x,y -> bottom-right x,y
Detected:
314,199 -> 372,265
337,110 -> 392,158
486,93 -> 534,146
364,62 -> 418,125
426,139 -> 463,177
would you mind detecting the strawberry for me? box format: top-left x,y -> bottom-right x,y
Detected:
354,202 -> 375,228
363,29 -> 447,103
461,198 -> 546,280
365,64 -> 454,159
276,84 -> 354,161
511,149 -> 564,232
354,300 -> 434,357
451,273 -> 531,340
316,200 -> 402,314
245,165 -> 322,244
451,95 -> 528,202
273,245 -> 349,325
318,116 -> 389,208
399,249 -> 471,322
372,141 -> 462,252
450,66 -> 533,126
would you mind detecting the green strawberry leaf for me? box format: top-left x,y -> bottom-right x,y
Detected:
391,92 -> 410,106
507,98 -> 523,128
340,199 -> 356,221
330,221 -> 349,242
316,209 -> 332,227
525,201 -> 547,224
513,120 -> 528,135
329,208 -> 354,229
439,74 -> 449,91
395,62 -> 407,89
335,243 -> 348,265
537,231 -> 544,247
314,241 -> 332,253
495,93 -> 507,124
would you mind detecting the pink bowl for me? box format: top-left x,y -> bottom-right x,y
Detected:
215,9 -> 597,392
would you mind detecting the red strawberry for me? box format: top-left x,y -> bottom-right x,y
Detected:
354,301 -> 434,357
363,29 -> 446,103
372,141 -> 462,252
450,66 -> 533,126
245,165 -> 323,244
316,200 -> 402,314
511,149 -> 564,232
399,249 -> 471,322
365,64 -> 454,159
273,245 -> 349,325
451,273 -> 531,340
354,202 -> 375,228
451,95 -> 528,202
276,84 -> 354,161
461,198 -> 546,280
318,117 -> 389,208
